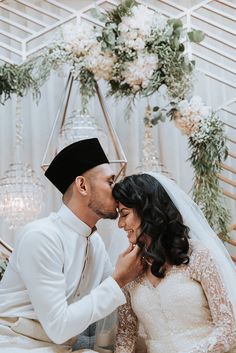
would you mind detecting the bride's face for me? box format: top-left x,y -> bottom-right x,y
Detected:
118,202 -> 141,244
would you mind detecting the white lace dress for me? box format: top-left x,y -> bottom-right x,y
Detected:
114,243 -> 236,353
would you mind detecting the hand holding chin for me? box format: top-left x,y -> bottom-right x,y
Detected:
112,243 -> 144,288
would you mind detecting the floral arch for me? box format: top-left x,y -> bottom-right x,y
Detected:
0,0 -> 230,239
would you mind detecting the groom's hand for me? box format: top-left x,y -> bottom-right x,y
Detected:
112,244 -> 144,288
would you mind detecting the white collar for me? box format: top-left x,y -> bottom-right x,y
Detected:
57,204 -> 95,238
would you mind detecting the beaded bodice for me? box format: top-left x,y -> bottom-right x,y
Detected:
115,242 -> 236,353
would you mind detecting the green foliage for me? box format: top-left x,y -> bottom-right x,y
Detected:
99,22 -> 118,51
106,0 -> 137,24
102,6 -> 199,101
89,8 -> 107,23
0,44 -> 72,104
0,64 -> 39,103
147,37 -> 193,99
167,18 -> 183,39
189,114 -> 230,240
79,67 -> 97,110
188,30 -> 205,43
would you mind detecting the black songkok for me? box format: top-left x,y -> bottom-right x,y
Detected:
45,138 -> 109,194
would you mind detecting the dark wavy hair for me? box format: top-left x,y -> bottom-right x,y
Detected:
112,173 -> 190,278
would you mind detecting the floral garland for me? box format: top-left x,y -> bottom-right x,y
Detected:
169,97 -> 230,240
63,0 -> 204,106
0,44 -> 71,104
0,0 -> 230,239
0,0 -> 203,105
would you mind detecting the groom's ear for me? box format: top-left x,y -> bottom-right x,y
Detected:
75,176 -> 89,195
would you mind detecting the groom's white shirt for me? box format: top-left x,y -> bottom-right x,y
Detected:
0,204 -> 125,344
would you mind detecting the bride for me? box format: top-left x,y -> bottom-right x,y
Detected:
112,172 -> 236,353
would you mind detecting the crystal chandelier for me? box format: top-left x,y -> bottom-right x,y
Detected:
0,97 -> 44,229
0,163 -> 44,229
140,128 -> 163,172
58,109 -> 108,154
138,104 -> 172,178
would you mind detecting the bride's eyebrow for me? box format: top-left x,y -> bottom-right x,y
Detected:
119,207 -> 129,214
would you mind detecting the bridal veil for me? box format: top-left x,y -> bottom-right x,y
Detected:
148,172 -> 236,318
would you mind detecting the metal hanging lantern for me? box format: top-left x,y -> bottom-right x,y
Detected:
41,73 -> 127,180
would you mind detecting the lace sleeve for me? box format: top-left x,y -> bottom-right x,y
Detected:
189,248 -> 236,353
114,286 -> 138,353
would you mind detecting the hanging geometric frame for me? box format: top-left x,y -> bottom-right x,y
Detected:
41,72 -> 127,180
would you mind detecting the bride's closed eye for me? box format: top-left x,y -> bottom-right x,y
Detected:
118,208 -> 129,217
120,212 -> 128,218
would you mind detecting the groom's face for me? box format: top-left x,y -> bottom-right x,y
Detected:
86,164 -> 118,219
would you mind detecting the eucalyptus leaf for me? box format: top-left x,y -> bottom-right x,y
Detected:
173,37 -> 180,49
168,19 -> 183,30
90,8 -> 107,22
151,117 -> 159,125
153,110 -> 161,119
179,43 -> 185,52
160,113 -> 166,122
187,30 -> 205,43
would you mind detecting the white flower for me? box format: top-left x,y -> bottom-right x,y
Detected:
123,53 -> 158,90
174,111 -> 200,136
118,5 -> 155,50
85,43 -> 116,81
118,6 -> 168,52
174,96 -> 211,136
63,23 -> 98,57
130,5 -> 154,36
129,37 -> 145,51
190,96 -> 211,117
151,12 -> 168,32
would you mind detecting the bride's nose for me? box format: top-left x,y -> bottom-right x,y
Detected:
118,217 -> 124,228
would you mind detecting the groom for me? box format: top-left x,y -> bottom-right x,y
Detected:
0,138 -> 143,353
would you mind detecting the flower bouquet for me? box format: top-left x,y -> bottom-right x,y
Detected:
64,0 -> 204,106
